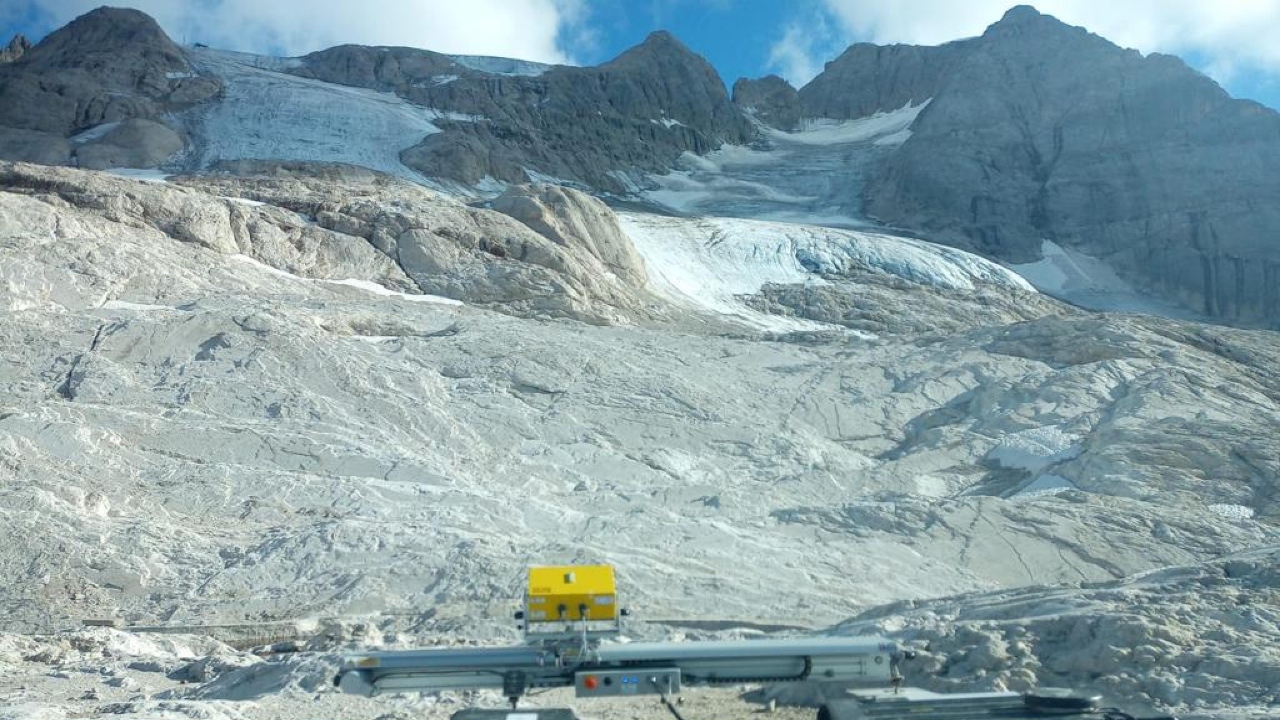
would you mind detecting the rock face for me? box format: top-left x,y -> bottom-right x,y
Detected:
0,161 -> 413,286
0,8 -> 219,168
169,166 -> 666,324
490,184 -> 648,288
74,118 -> 185,170
798,43 -> 956,120
0,34 -> 30,63
0,126 -> 71,165
295,32 -> 756,192
732,75 -> 801,131
794,5 -> 1280,327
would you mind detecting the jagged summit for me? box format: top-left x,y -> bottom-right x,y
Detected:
0,34 -> 30,63
603,29 -> 716,75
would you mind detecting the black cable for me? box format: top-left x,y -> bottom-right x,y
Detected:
650,677 -> 689,720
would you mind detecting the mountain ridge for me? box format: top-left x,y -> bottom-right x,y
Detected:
1,4 -> 1279,328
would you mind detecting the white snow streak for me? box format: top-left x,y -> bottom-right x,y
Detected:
620,213 -> 1032,333
763,100 -> 931,146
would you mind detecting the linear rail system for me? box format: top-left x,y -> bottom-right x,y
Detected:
336,636 -> 901,698
333,566 -> 1172,719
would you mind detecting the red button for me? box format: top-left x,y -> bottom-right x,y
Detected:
584,676 -> 599,690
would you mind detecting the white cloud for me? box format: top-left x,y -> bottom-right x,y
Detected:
766,8 -> 846,87
772,0 -> 1280,90
24,0 -> 586,63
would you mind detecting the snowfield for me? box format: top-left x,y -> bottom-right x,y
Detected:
182,48 -> 448,183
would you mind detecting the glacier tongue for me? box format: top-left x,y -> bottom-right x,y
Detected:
619,211 -> 1033,332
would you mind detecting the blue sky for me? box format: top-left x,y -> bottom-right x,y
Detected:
4,0 -> 1280,109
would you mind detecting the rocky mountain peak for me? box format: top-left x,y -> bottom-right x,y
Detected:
22,6 -> 185,71
981,4 -> 1091,46
603,29 -> 716,78
0,34 -> 30,63
996,4 -> 1047,25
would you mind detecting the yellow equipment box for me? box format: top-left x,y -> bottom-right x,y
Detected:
526,565 -> 617,623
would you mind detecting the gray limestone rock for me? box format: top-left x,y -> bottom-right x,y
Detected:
745,271 -> 1065,336
0,8 -> 218,168
798,5 -> 1280,327
74,118 -> 184,169
0,161 -> 412,287
0,126 -> 71,165
297,31 -> 756,192
732,75 -> 801,131
0,34 -> 30,63
798,42 -> 957,120
172,169 -> 666,324
490,184 -> 648,288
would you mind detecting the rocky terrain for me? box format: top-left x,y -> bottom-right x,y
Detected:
1,161 -> 1279,718
4,6 -> 1280,327
778,6 -> 1280,328
2,4 -> 1280,719
0,8 -> 219,168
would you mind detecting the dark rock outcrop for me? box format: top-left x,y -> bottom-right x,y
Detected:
0,34 -> 30,63
0,7 -> 219,167
798,43 -> 957,120
732,75 -> 801,131
794,5 -> 1280,327
292,31 -> 756,193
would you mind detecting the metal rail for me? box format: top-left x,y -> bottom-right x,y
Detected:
335,636 -> 901,698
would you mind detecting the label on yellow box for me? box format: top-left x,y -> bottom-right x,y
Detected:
526,565 -> 617,622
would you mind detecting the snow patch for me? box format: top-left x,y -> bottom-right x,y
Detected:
71,122 -> 120,144
220,196 -> 267,207
1011,474 -> 1079,501
450,55 -> 552,76
228,256 -> 464,306
641,102 -> 929,222
1208,503 -> 1256,520
100,300 -> 175,312
1010,240 -> 1203,319
326,278 -> 463,305
105,168 -> 171,183
764,100 -> 930,146
987,426 -> 1082,473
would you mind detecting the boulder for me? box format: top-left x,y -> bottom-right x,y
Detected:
75,118 -> 184,169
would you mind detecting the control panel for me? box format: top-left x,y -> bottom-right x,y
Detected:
574,668 -> 681,697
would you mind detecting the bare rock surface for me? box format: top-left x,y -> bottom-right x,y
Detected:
0,8 -> 217,173
2,169 -> 1277,641
790,6 -> 1280,327
491,184 -> 649,288
0,126 -> 71,165
832,546 -> 1280,717
296,31 -> 756,191
0,34 -> 30,63
178,170 -> 669,325
732,75 -> 802,131
74,118 -> 185,170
